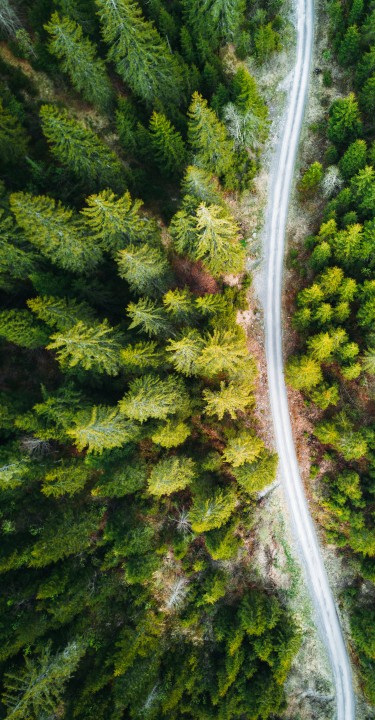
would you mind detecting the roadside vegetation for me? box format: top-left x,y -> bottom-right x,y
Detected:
0,0 -> 303,718
286,0 -> 374,704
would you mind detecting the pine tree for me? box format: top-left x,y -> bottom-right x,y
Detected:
169,207 -> 198,255
147,456 -> 196,496
29,507 -> 104,567
95,0 -> 182,107
10,192 -> 102,273
189,489 -> 237,532
47,320 -> 122,375
127,298 -> 171,337
39,105 -> 124,189
0,309 -> 49,348
338,25 -> 360,66
350,166 -> 375,217
307,332 -> 336,361
186,0 -> 245,41
27,295 -> 96,330
81,189 -> 155,252
45,13 -> 113,110
41,461 -> 91,497
193,203 -> 245,276
149,112 -> 186,176
298,162 -> 323,196
0,99 -> 28,165
232,67 -> 268,118
166,329 -> 204,375
338,139 -> 367,179
203,379 -> 254,419
2,640 -> 85,720
223,102 -> 266,151
117,244 -> 171,296
254,23 -> 280,62
188,92 -> 235,178
119,374 -> 189,423
233,452 -> 278,494
222,431 -> 265,467
67,405 -> 140,453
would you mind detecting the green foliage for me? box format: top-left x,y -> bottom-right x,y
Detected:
117,244 -> 171,296
45,12 -> 113,110
40,105 -> 125,189
0,99 -> 28,165
2,640 -> 86,719
298,161 -> 323,196
149,111 -> 186,175
223,431 -> 265,467
81,189 -> 155,252
119,374 -> 189,422
95,0 -> 182,107
188,92 -> 235,179
147,455 -> 196,496
328,93 -> 362,147
0,309 -> 49,348
47,320 -> 122,374
286,355 -> 323,390
10,192 -> 102,273
68,406 -> 140,453
189,489 -> 237,532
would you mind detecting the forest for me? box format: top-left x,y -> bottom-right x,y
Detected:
0,0 -> 303,718
287,0 -> 375,704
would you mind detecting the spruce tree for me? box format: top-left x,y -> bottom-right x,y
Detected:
162,288 -> 196,323
328,93 -> 362,147
40,105 -> 124,189
181,165 -> 222,206
119,374 -> 189,423
0,99 -> 28,165
189,489 -> 237,532
27,295 -> 96,330
117,244 -> 172,296
0,309 -> 49,348
166,329 -> 204,375
127,298 -> 172,337
47,320 -> 122,375
198,328 -> 248,377
45,13 -> 113,110
68,405 -> 140,453
149,111 -> 186,176
194,203 -> 246,276
95,0 -> 182,107
188,92 -> 235,178
223,431 -> 265,467
286,355 -> 323,391
2,641 -> 85,720
147,456 -> 196,496
10,192 -> 102,274
81,189 -> 155,252
121,341 -> 164,371
151,419 -> 191,448
203,379 -> 253,419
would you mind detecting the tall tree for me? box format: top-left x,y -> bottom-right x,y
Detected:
149,111 -> 186,176
40,105 -> 125,190
47,320 -> 122,375
117,244 -> 172,296
119,374 -> 189,423
10,192 -> 102,273
95,0 -> 182,107
0,309 -> 49,348
188,92 -> 235,178
147,456 -> 196,496
193,202 -> 245,276
328,93 -> 362,147
127,298 -> 172,337
81,189 -> 156,252
45,13 -> 113,110
0,100 -> 28,165
68,405 -> 140,453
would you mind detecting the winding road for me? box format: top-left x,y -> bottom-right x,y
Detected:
262,0 -> 356,717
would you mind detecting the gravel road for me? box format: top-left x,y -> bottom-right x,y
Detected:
262,0 -> 356,716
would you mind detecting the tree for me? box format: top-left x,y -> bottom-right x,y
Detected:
121,341 -> 164,371
95,0 -> 182,107
81,189 -> 155,252
151,420 -> 191,448
117,244 -> 171,296
222,431 -> 265,467
359,76 -> 375,115
27,295 -> 96,330
0,0 -> 21,35
328,93 -> 362,147
47,320 -> 122,375
254,23 -> 280,62
233,452 -> 278,494
189,489 -> 237,532
67,405 -> 140,453
298,162 -> 323,196
147,456 -> 196,496
314,413 -> 368,461
45,13 -> 113,110
149,112 -> 186,176
29,507 -> 104,567
286,355 -> 323,390
350,166 -> 375,217
0,100 -> 28,165
223,102 -> 266,151
162,288 -> 196,324
307,331 -> 336,361
92,461 -> 147,496
2,640 -> 85,720
39,105 -> 124,189
193,203 -> 245,275
10,192 -> 102,274
166,329 -> 204,375
232,67 -> 268,118
119,374 -> 189,423
188,92 -> 235,178
203,379 -> 254,419
0,309 -> 49,348
41,461 -> 92,497
181,166 -> 222,206
338,25 -> 360,66
198,328 -> 248,377
338,139 -> 367,179
190,0 -> 246,40
127,298 -> 172,337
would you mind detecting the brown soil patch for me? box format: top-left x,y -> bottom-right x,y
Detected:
171,255 -> 219,296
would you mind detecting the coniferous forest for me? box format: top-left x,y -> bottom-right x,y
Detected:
0,1 -> 302,718
0,0 -> 374,717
